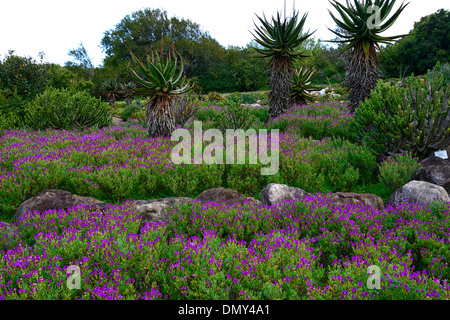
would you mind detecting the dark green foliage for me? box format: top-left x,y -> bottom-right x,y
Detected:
24,88 -> 112,131
432,61 -> 450,85
380,9 -> 449,78
120,101 -> 144,121
349,70 -> 450,161
0,51 -> 50,99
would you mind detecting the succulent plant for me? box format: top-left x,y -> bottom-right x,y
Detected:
119,81 -> 137,106
349,69 -> 450,161
101,79 -> 120,107
290,67 -> 321,105
326,0 -> 409,112
251,10 -> 315,119
128,47 -> 190,137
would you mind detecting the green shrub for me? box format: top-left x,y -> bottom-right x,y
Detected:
349,70 -> 450,161
207,91 -> 223,104
432,61 -> 450,85
121,101 -> 143,121
24,87 -> 112,131
0,52 -> 50,99
378,152 -> 422,193
217,96 -> 257,133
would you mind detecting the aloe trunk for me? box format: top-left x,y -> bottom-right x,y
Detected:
146,96 -> 175,137
269,55 -> 293,118
346,42 -> 380,112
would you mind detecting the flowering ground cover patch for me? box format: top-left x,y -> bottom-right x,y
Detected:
269,102 -> 353,140
0,195 -> 449,300
0,114 -> 378,222
0,102 -> 444,300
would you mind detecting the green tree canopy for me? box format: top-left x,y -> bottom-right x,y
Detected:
101,8 -> 210,68
380,9 -> 449,78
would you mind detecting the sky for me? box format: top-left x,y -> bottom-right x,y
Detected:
0,0 -> 448,67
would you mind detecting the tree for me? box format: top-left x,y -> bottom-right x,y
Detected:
251,11 -> 315,119
66,42 -> 95,80
101,8 -> 207,68
128,47 -> 190,137
0,50 -> 50,99
327,0 -> 409,112
380,9 -> 450,78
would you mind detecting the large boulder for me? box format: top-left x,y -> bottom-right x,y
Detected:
135,197 -> 191,234
260,183 -> 310,206
330,192 -> 384,210
386,180 -> 450,206
14,189 -> 107,227
194,188 -> 252,206
412,156 -> 450,193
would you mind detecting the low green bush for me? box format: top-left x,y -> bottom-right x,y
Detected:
349,70 -> 450,161
120,101 -> 144,121
24,88 -> 112,131
377,152 -> 422,194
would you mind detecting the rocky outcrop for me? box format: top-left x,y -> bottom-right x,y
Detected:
412,156 -> 450,193
386,180 -> 450,205
194,188 -> 250,206
330,192 -> 384,210
14,189 -> 107,227
135,197 -> 191,234
260,183 -> 310,206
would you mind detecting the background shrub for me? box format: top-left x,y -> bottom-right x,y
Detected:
378,152 -> 422,194
24,87 -> 112,131
349,71 -> 450,161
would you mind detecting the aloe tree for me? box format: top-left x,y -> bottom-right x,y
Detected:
290,67 -> 321,105
128,48 -> 190,137
101,79 -> 120,107
327,0 -> 409,112
251,11 -> 315,119
119,81 -> 137,106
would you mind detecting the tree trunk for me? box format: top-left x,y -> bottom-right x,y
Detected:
346,43 -> 380,113
145,96 -> 175,138
269,55 -> 293,119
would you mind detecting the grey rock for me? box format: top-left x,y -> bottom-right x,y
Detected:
14,189 -> 106,227
135,198 -> 191,234
195,188 -> 248,206
260,183 -> 310,206
0,222 -> 19,251
386,180 -> 450,205
331,192 -> 384,210
412,156 -> 450,193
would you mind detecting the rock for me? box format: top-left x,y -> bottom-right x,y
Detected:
412,156 -> 450,193
14,189 -> 106,227
386,180 -> 450,205
260,183 -> 310,206
318,88 -> 328,96
0,222 -> 19,251
135,197 -> 191,234
194,188 -> 248,206
330,192 -> 384,210
134,197 -> 191,208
